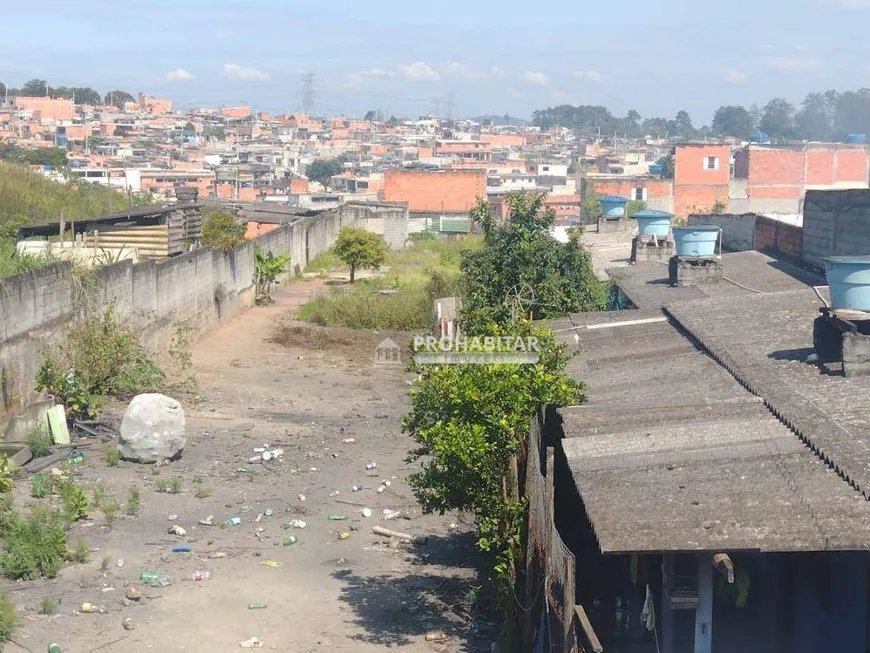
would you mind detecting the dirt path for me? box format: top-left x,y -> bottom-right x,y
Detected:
9,280 -> 494,653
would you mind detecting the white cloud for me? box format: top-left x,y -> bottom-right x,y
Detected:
490,65 -> 507,78
767,56 -> 822,73
523,71 -> 550,86
165,68 -> 194,81
443,62 -> 485,80
397,61 -> 439,80
549,90 -> 573,103
343,68 -> 396,89
724,69 -> 747,84
573,70 -> 604,84
223,63 -> 270,81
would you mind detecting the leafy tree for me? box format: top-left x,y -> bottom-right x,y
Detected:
656,153 -> 675,179
461,192 -> 607,329
0,82 -> 6,98
0,145 -> 67,168
672,110 -> 695,139
332,226 -> 387,283
306,158 -> 343,189
388,115 -> 399,128
104,90 -> 135,108
405,323 -> 580,594
625,200 -> 647,218
642,117 -> 671,138
253,246 -> 290,303
624,109 -> 642,135
833,89 -> 870,140
712,105 -> 753,139
760,98 -> 796,140
582,183 -> 603,221
203,126 -> 227,140
200,210 -> 245,250
20,79 -> 47,97
364,110 -> 377,121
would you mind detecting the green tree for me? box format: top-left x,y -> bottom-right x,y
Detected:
656,153 -> 675,178
332,226 -> 387,283
672,110 -> 695,138
388,115 -> 399,128
624,109 -> 642,135
20,79 -> 47,97
760,98 -> 796,140
306,158 -> 343,189
642,117 -> 670,138
712,105 -> 753,139
364,110 -> 377,121
104,90 -> 135,108
200,211 -> 245,250
461,192 -> 607,329
582,182 -> 603,220
624,199 -> 647,218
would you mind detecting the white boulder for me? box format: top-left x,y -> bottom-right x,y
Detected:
118,393 -> 186,463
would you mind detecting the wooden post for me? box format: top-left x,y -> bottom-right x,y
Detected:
694,554 -> 714,653
546,447 -> 555,522
563,554 -> 575,653
661,554 -> 675,653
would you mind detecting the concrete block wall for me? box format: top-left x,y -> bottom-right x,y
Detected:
687,213 -> 758,252
0,208 -> 344,423
802,189 -> 870,268
754,217 -> 802,259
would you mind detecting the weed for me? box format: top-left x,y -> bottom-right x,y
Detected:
89,481 -> 106,506
29,474 -> 52,499
100,497 -> 120,527
193,482 -> 212,499
154,478 -> 169,493
0,504 -> 67,579
0,591 -> 17,644
38,596 -> 57,615
100,556 -> 110,573
67,537 -> 89,564
25,424 -> 52,459
169,323 -> 195,373
150,467 -> 161,476
125,485 -> 141,516
168,477 -> 183,495
60,481 -> 88,522
104,446 -> 120,467
0,456 -> 13,495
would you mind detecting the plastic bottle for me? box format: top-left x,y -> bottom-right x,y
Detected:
226,517 -> 242,526
139,570 -> 171,587
172,545 -> 191,553
327,513 -> 347,521
48,645 -> 62,653
282,536 -> 298,546
248,603 -> 267,610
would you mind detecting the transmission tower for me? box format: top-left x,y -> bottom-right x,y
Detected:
299,70 -> 315,116
446,92 -> 456,121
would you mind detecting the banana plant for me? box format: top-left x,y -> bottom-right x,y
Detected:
253,246 -> 290,304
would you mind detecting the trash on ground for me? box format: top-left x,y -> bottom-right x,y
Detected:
342,438 -> 355,444
365,461 -> 377,470
377,486 -> 385,494
48,404 -> 70,445
260,559 -> 281,568
327,513 -> 346,521
263,508 -> 274,517
351,484 -> 364,492
139,570 -> 171,587
226,517 -> 242,526
297,494 -> 306,502
372,526 -> 412,540
237,466 -> 256,474
248,603 -> 267,610
199,515 -> 214,526
190,571 -> 211,581
329,490 -> 340,497
361,508 -> 372,518
167,525 -> 186,536
239,637 -> 263,648
48,643 -> 62,653
282,536 -> 298,546
337,532 -> 350,540
172,545 -> 191,553
122,617 -> 136,631
78,602 -> 106,614
383,509 -> 402,520
125,586 -> 142,601
288,519 -> 306,529
117,558 -> 124,568
67,449 -> 85,465
208,552 -> 227,559
425,631 -> 447,642
118,393 -> 186,463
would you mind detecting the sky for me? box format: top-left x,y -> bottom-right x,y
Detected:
2,0 -> 870,123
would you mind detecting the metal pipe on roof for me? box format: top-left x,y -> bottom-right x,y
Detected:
553,316 -> 668,333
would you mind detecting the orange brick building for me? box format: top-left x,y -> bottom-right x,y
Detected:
220,105 -> 251,119
588,177 -> 674,211
13,97 -> 74,121
138,94 -> 173,115
382,169 -> 486,212
673,143 -> 731,217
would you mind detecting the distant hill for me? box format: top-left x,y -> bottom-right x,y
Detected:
471,114 -> 529,127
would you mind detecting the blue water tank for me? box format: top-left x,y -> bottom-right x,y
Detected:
750,131 -> 769,143
847,133 -> 867,144
648,163 -> 663,176
824,256 -> 870,312
598,195 -> 628,216
634,210 -> 672,237
672,226 -> 721,257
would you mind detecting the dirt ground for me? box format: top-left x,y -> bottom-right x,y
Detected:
7,280 -> 496,652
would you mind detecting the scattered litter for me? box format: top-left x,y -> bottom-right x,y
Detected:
807,352 -> 820,363
263,508 -> 274,517
125,587 -> 142,601
239,636 -> 263,648
377,486 -> 385,494
361,508 -> 372,518
449,523 -> 458,530
167,525 -> 186,536
248,603 -> 267,610
117,558 -> 124,568
260,559 -> 281,568
199,515 -> 214,526
253,447 -> 266,453
383,509 -> 402,520
226,517 -> 242,526
78,602 -> 106,614
309,467 -> 318,472
282,536 -> 298,546
48,643 -> 61,653
351,484 -> 364,493
372,526 -> 412,540
337,532 -> 350,541
255,514 -> 263,523
67,449 -> 85,465
383,480 -> 392,488
262,451 -> 276,461
139,570 -> 171,587
288,519 -> 306,529
342,438 -> 356,444
425,631 -> 447,642
167,514 -> 179,521
297,494 -> 306,502
208,552 -> 227,559
365,461 -> 377,470
329,491 -> 340,497
327,514 -> 347,521
122,617 -> 136,631
237,466 -> 256,474
172,545 -> 191,553
190,571 -> 211,581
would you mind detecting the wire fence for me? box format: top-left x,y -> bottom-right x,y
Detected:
523,414 -> 580,653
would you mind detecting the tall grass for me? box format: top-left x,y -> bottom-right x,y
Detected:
299,236 -> 477,330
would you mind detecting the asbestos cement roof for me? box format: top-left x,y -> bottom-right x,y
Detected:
552,260 -> 870,554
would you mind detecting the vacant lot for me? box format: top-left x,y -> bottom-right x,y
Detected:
7,280 -> 493,652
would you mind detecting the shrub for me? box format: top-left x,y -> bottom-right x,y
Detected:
60,482 -> 88,522
154,478 -> 169,493
0,504 -> 67,580
38,596 -> 57,615
29,474 -> 52,499
168,477 -> 183,494
200,210 -> 245,250
0,592 -> 17,645
35,305 -> 164,419
104,446 -> 120,467
0,457 -> 13,495
25,425 -> 52,459
193,481 -> 212,499
100,497 -> 120,527
67,537 -> 89,564
125,485 -> 141,516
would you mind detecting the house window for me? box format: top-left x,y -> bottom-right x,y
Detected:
631,187 -> 648,201
704,156 -> 720,170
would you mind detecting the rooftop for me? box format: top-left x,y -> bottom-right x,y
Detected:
549,253 -> 870,554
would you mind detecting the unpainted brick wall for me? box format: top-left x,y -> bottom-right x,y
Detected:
754,217 -> 802,258
382,169 -> 486,212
